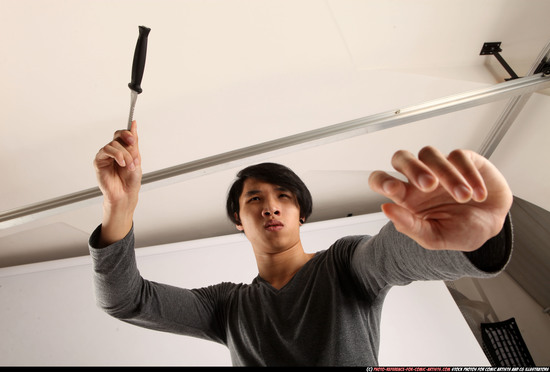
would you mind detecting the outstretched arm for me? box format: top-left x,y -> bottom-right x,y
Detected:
368,146 -> 513,252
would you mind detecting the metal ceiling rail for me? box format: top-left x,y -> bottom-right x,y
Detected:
1,73 -> 549,230
479,40 -> 550,158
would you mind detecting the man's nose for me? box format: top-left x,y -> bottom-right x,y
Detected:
263,209 -> 280,216
263,197 -> 280,216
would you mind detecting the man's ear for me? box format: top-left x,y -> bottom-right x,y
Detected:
234,213 -> 244,231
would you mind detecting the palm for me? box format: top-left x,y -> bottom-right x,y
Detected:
394,184 -> 502,251
371,148 -> 512,251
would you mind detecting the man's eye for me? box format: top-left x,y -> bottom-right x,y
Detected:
279,194 -> 290,199
248,196 -> 260,202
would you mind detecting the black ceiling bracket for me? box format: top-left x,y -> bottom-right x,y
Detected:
534,58 -> 550,76
480,42 -> 520,80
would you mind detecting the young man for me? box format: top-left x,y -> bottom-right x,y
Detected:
90,121 -> 513,366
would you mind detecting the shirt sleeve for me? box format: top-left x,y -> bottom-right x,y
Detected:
88,224 -> 233,345
347,214 -> 513,298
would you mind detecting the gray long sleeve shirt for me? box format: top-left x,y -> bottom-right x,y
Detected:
89,217 -> 512,366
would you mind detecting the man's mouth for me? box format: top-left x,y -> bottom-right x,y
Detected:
264,220 -> 284,231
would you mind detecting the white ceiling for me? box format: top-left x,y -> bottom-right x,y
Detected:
1,0 -> 550,268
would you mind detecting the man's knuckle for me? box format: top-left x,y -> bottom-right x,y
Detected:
418,145 -> 439,160
448,149 -> 467,161
391,149 -> 410,163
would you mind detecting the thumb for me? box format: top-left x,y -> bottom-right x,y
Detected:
130,120 -> 138,138
381,203 -> 419,237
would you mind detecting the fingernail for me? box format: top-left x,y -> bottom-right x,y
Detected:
128,161 -> 135,171
454,185 -> 471,201
473,187 -> 486,201
383,180 -> 397,194
418,174 -> 435,190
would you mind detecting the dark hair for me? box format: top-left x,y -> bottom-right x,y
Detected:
226,162 -> 313,225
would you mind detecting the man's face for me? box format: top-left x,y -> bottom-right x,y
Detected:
236,178 -> 303,254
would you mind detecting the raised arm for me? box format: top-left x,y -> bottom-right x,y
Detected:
90,124 -> 229,343
93,120 -> 142,247
368,146 -> 513,252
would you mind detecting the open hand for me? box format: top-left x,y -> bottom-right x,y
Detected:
368,146 -> 513,251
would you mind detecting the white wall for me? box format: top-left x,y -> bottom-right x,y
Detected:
0,213 -> 489,366
490,93 -> 550,212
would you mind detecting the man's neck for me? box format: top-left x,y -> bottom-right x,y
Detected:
254,243 -> 315,290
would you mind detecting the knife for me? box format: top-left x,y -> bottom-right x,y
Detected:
127,25 -> 151,130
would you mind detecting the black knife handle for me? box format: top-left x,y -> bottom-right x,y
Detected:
128,26 -> 151,94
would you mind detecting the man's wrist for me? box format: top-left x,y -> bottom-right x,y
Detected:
463,213 -> 512,273
98,201 -> 136,248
